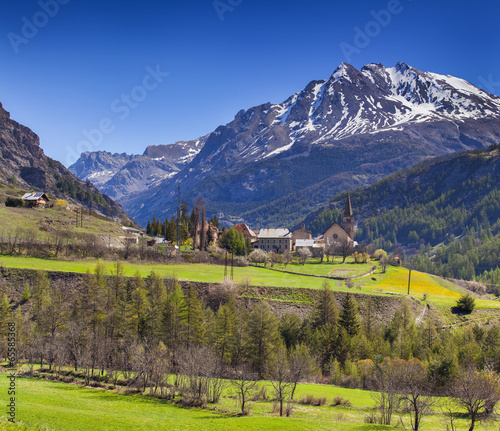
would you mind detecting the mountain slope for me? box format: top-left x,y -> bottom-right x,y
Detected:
0,102 -> 129,220
302,144 -> 500,283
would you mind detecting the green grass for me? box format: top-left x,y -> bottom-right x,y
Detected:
0,374 -> 394,431
1,372 -> 496,431
0,206 -> 125,239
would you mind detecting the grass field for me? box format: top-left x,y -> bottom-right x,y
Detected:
1,254 -> 499,310
0,205 -> 125,240
1,372 -> 497,431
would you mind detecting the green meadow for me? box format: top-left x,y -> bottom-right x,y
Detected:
1,372 -> 497,431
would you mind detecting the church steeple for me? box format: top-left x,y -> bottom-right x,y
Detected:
343,192 -> 354,240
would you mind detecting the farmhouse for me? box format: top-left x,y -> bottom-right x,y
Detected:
21,192 -> 50,208
291,223 -> 312,250
254,228 -> 292,253
233,223 -> 258,243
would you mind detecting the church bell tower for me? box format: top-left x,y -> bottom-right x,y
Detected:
343,193 -> 355,240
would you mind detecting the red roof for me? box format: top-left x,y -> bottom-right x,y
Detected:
233,223 -> 258,238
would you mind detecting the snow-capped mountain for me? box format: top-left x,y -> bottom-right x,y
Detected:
72,62 -> 500,227
69,137 -> 207,203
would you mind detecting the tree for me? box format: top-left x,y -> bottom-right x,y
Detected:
339,293 -> 360,337
283,249 -> 293,268
335,237 -> 354,263
297,247 -> 312,265
230,366 -> 259,415
450,368 -> 500,431
371,358 -> 401,426
244,301 -> 279,378
248,249 -> 268,266
396,359 -> 436,431
214,296 -> 238,364
288,344 -> 313,400
210,214 -> 220,229
279,313 -> 302,350
268,344 -> 293,417
199,198 -> 207,251
455,294 -> 476,314
311,281 -> 338,329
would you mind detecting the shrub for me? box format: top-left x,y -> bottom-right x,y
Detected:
298,395 -> 326,406
454,294 -> 476,314
5,197 -> 24,207
332,396 -> 351,407
372,249 -> 388,261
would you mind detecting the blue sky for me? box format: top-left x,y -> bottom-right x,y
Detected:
1,0 -> 499,166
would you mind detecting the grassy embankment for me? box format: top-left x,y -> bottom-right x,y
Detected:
1,254 -> 499,312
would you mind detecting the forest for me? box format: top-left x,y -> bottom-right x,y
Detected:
3,265 -> 500,429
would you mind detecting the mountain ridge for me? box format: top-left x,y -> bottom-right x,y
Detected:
70,62 -> 500,227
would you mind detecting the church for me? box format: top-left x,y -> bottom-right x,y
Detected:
323,193 -> 355,247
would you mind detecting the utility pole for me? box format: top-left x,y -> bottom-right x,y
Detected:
224,251 -> 228,280
231,252 -> 234,281
407,268 -> 412,295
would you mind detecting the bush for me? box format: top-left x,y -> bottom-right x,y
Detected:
332,396 -> 351,407
5,197 -> 24,207
372,249 -> 388,261
454,294 -> 476,314
298,395 -> 327,406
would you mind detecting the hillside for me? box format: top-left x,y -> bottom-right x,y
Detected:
72,62 -> 500,227
301,145 -> 500,286
0,102 -> 129,221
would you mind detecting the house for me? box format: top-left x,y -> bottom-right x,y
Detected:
254,228 -> 292,253
291,223 -> 312,250
323,193 -> 355,247
21,192 -> 50,208
295,239 -> 315,250
233,223 -> 258,243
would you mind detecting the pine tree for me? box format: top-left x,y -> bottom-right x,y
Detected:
339,293 -> 360,337
244,301 -> 279,377
311,281 -> 338,329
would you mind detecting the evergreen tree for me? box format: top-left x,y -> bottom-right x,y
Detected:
244,301 -> 279,377
339,293 -> 360,337
311,281 -> 339,329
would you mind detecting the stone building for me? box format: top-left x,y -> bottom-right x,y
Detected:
323,193 -> 355,246
291,223 -> 312,250
254,228 -> 292,253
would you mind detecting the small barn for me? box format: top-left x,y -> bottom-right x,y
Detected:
21,192 -> 50,208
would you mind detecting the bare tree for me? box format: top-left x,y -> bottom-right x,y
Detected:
283,249 -> 293,268
297,247 -> 312,265
450,368 -> 500,431
268,345 -> 293,417
395,359 -> 436,431
371,358 -> 401,426
230,366 -> 260,415
334,237 -> 353,263
288,344 -> 313,400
